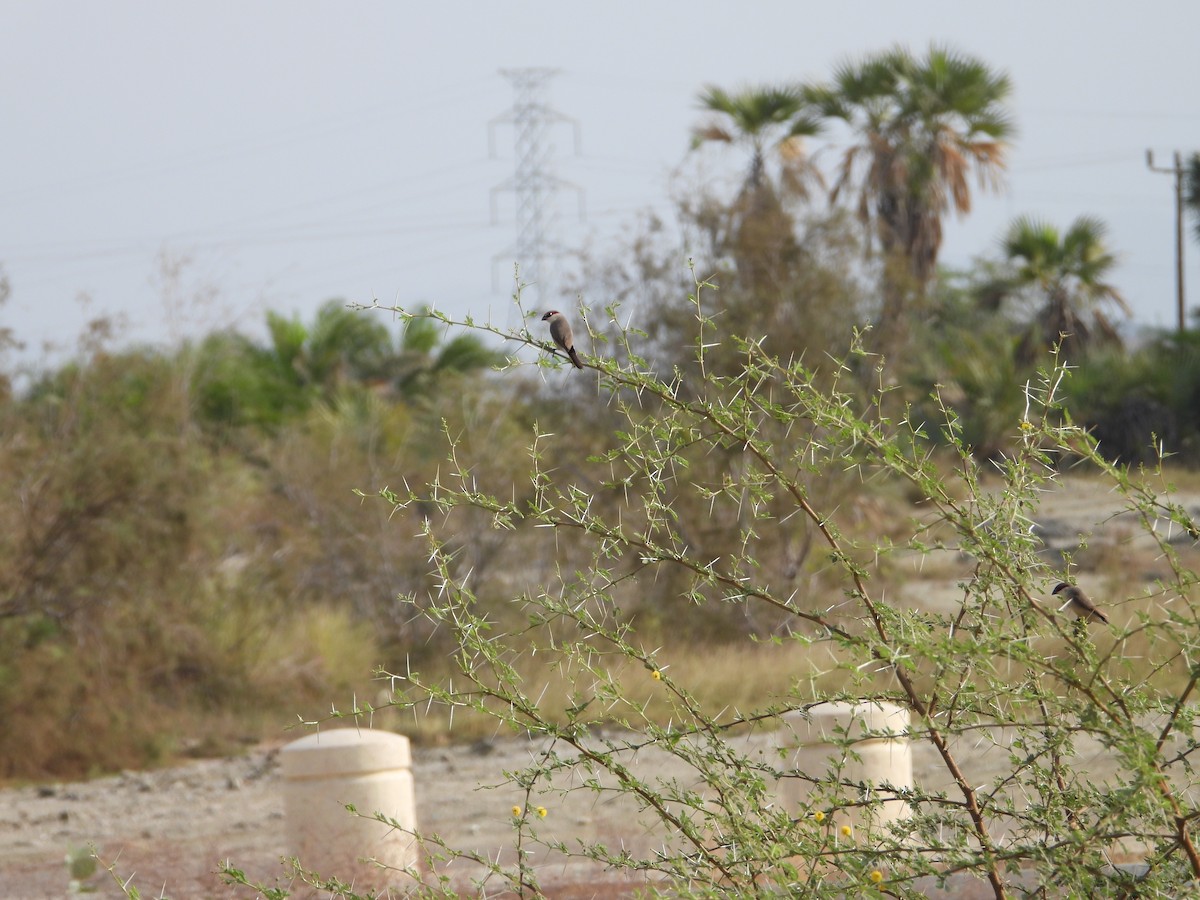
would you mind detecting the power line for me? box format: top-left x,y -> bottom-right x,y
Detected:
0,77 -> 493,206
488,68 -> 584,307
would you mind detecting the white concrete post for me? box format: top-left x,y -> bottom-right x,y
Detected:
281,728 -> 418,884
779,702 -> 912,837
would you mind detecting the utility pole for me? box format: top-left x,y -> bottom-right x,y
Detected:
1146,150 -> 1186,332
489,68 -> 584,309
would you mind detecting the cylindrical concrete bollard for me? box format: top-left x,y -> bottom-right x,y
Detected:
779,702 -> 912,837
281,728 -> 418,884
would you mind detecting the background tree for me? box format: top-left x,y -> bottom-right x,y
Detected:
802,44 -> 1013,359
304,299 -> 394,388
690,84 -> 824,202
907,267 -> 1028,460
0,266 -> 17,405
689,85 -> 825,302
1061,329 -> 1200,466
189,300 -> 505,433
387,305 -> 506,396
996,214 -> 1130,361
1186,151 -> 1200,249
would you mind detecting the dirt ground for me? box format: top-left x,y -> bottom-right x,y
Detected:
1,474 -> 1198,899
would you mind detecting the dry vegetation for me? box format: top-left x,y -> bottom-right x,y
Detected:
0,290 -> 1198,788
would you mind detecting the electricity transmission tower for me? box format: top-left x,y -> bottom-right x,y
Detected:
489,68 -> 584,309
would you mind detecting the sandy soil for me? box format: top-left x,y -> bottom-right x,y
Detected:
1,475 -> 1198,899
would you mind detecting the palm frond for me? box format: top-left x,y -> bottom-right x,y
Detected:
401,308 -> 441,355
1186,152 -> 1200,242
690,124 -> 734,150
433,334 -> 506,374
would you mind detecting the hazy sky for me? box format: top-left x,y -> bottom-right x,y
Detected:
2,1 -> 1197,367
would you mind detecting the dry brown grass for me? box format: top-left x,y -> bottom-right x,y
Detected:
377,638 -> 853,745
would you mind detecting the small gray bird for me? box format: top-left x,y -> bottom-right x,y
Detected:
1052,582 -> 1109,625
540,310 -> 584,369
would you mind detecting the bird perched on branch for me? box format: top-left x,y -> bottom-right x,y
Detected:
1052,582 -> 1109,625
540,310 -> 584,369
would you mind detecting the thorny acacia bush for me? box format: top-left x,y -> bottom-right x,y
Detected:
221,279 -> 1200,899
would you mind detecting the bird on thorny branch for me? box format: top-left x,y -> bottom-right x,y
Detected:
540,310 -> 584,369
1052,582 -> 1109,625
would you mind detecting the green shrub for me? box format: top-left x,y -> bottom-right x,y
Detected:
215,288 -> 1200,898
1064,331 -> 1200,465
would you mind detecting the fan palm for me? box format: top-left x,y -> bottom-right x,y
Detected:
391,307 -> 505,395
691,84 -> 823,199
688,85 -> 828,317
1186,151 -> 1200,245
804,45 -> 1013,350
1000,215 -> 1130,360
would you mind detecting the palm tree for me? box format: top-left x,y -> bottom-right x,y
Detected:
390,307 -> 505,396
1186,152 -> 1200,245
690,86 -> 826,307
304,299 -> 394,387
999,215 -> 1130,360
691,85 -> 823,200
803,45 -> 1014,353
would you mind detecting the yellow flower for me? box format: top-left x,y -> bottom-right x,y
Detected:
869,869 -> 884,884
536,806 -> 548,818
840,824 -> 853,837
1019,420 -> 1035,432
812,810 -> 825,823
651,669 -> 662,681
511,805 -> 522,817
